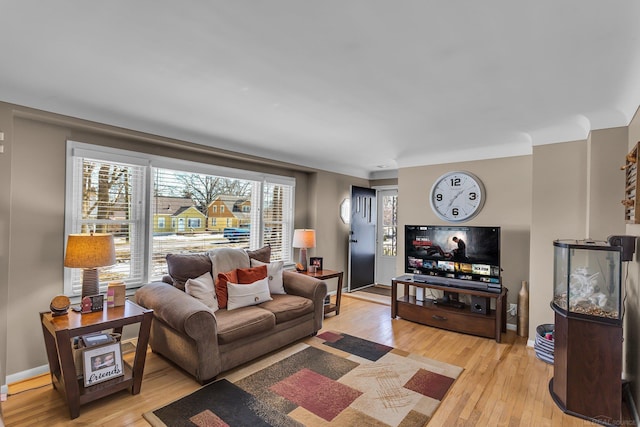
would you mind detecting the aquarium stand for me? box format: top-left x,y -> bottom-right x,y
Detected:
549,303 -> 622,425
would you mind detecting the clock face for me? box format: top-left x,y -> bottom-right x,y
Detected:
430,171 -> 485,222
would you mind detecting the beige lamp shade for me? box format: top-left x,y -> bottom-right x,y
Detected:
292,229 -> 316,249
292,229 -> 316,272
64,233 -> 116,268
64,233 -> 116,298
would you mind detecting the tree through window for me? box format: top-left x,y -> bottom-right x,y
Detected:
65,141 -> 295,296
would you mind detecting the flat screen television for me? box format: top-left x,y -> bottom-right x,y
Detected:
404,225 -> 501,293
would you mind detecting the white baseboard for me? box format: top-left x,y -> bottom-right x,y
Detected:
527,339 -> 535,347
5,365 -> 49,388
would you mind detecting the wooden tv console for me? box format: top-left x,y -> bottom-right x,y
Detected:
391,275 -> 508,343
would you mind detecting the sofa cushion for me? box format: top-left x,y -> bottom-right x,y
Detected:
227,277 -> 272,310
215,270 -> 238,309
185,272 -> 219,311
166,253 -> 212,291
250,259 -> 285,294
258,294 -> 314,324
246,245 -> 271,263
214,306 -> 275,344
208,247 -> 250,281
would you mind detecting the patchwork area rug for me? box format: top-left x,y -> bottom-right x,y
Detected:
143,331 -> 463,426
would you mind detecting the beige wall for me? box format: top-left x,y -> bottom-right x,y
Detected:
529,131 -> 627,344
397,156 -> 532,310
625,106 -> 640,405
0,104 -> 12,395
0,103 -> 366,383
307,171 -> 369,294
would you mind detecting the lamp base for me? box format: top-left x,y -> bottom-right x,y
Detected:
299,248 -> 308,272
82,268 -> 100,298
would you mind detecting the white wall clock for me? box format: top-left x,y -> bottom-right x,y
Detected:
429,171 -> 485,222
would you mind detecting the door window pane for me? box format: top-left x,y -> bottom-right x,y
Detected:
382,194 -> 397,256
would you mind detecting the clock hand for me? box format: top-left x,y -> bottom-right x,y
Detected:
446,188 -> 466,209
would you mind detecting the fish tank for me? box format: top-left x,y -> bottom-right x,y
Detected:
553,240 -> 622,324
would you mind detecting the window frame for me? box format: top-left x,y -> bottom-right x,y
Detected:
64,141 -> 296,296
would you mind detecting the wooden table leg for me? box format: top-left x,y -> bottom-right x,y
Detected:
40,314 -> 60,388
131,311 -> 153,394
56,329 -> 81,419
335,273 -> 343,315
391,280 -> 397,318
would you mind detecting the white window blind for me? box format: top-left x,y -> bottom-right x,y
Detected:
65,149 -> 147,296
262,181 -> 294,262
65,141 -> 295,295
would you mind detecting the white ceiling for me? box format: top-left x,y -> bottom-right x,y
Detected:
1,1 -> 640,179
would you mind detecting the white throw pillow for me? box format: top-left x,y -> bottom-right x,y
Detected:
185,272 -> 219,311
226,277 -> 272,310
250,259 -> 286,294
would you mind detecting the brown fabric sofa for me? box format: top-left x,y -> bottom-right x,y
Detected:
135,247 -> 327,384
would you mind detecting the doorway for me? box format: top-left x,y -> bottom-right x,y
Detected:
348,186 -> 376,291
375,188 -> 397,287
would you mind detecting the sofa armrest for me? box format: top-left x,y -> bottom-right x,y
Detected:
283,270 -> 327,332
135,281 -> 218,341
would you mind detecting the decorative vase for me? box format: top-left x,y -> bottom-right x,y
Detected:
517,280 -> 529,337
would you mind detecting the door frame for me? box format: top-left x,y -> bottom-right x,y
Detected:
373,185 -> 398,287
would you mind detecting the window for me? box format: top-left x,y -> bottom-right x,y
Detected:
212,206 -> 217,213
382,194 -> 397,256
65,141 -> 295,296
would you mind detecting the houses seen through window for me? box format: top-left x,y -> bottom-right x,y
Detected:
65,141 -> 295,296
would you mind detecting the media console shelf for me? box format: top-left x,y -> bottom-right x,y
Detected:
391,275 -> 507,343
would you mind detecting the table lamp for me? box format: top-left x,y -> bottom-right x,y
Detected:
292,229 -> 316,271
64,232 -> 116,297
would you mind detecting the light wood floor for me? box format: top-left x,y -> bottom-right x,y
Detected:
0,295 -> 621,426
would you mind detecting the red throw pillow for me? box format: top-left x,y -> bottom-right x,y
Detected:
236,265 -> 268,284
215,269 -> 238,309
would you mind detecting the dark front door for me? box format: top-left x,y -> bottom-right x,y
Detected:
349,186 -> 376,291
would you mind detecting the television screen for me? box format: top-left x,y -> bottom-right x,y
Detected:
405,225 -> 501,291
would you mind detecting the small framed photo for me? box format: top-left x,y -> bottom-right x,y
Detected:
83,342 -> 124,387
310,257 -> 323,271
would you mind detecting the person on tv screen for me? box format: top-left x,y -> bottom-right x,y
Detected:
452,236 -> 467,261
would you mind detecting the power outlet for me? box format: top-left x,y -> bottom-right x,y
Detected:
509,303 -> 518,316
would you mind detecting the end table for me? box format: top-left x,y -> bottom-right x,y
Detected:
40,299 -> 153,419
297,269 -> 343,315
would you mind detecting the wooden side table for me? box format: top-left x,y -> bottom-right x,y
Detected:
297,269 -> 343,315
40,299 -> 153,419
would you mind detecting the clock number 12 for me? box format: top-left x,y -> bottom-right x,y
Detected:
450,177 -> 461,187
